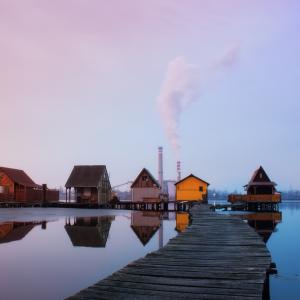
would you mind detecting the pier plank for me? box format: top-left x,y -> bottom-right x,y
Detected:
68,204 -> 271,299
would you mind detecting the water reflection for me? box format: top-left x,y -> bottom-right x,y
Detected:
175,212 -> 189,232
0,221 -> 46,244
65,216 -> 115,248
130,211 -> 161,246
0,209 -> 178,300
237,211 -> 282,243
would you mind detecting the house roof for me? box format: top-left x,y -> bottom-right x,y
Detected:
65,165 -> 108,188
131,168 -> 160,188
244,166 -> 277,188
65,216 -> 114,247
175,174 -> 210,186
0,223 -> 35,244
0,167 -> 38,187
131,225 -> 160,246
65,226 -> 110,248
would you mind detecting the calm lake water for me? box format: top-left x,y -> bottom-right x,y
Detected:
215,201 -> 300,300
1,203 -> 299,300
0,208 -> 181,300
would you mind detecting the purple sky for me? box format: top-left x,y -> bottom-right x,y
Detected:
1,0 -> 299,191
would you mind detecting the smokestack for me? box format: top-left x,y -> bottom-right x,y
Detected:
158,147 -> 163,190
177,161 -> 181,181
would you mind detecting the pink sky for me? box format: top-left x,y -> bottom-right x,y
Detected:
1,1 -> 299,190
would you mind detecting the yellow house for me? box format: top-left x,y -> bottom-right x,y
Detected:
175,174 -> 209,202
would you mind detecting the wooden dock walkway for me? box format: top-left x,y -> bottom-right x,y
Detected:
68,204 -> 272,300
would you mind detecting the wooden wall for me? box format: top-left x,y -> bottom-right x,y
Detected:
176,177 -> 208,201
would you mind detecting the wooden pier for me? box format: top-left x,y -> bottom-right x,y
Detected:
112,200 -> 192,212
0,200 -> 193,211
68,204 -> 272,300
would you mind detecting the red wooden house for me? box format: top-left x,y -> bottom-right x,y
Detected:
0,167 -> 58,203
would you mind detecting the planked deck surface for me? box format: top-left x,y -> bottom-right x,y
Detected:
68,204 -> 271,300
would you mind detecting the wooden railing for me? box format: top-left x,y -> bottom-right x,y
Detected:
228,193 -> 281,203
1,189 -> 59,203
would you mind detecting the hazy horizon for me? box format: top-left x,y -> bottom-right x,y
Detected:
1,1 -> 299,191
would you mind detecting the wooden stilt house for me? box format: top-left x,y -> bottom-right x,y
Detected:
131,168 -> 161,203
228,166 -> 281,204
175,174 -> 209,202
65,165 -> 111,205
0,167 -> 58,203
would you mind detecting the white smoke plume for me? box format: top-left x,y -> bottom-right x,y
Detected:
211,43 -> 240,71
157,57 -> 199,158
157,44 -> 239,158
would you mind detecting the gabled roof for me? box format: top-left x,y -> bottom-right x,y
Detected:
131,225 -> 160,246
0,167 -> 38,187
244,166 -> 277,188
0,222 -> 39,244
131,168 -> 160,188
65,165 -> 108,188
65,226 -> 109,247
64,216 -> 114,248
175,174 -> 210,186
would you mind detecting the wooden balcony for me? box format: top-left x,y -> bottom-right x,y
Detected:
228,193 -> 281,204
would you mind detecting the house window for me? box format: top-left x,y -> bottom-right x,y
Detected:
142,176 -> 148,181
259,173 -> 263,179
0,186 -> 5,193
199,186 -> 203,192
83,188 -> 91,197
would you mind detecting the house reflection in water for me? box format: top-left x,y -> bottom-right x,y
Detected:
238,212 -> 282,243
131,211 -> 162,246
65,216 -> 115,248
175,212 -> 190,233
0,221 -> 46,244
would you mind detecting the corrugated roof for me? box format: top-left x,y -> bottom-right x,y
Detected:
65,165 -> 107,188
0,167 -> 38,187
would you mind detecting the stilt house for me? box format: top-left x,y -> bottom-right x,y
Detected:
0,167 -> 58,202
228,166 -> 281,204
131,168 -> 161,202
175,174 -> 209,202
244,166 -> 277,195
65,165 -> 111,204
